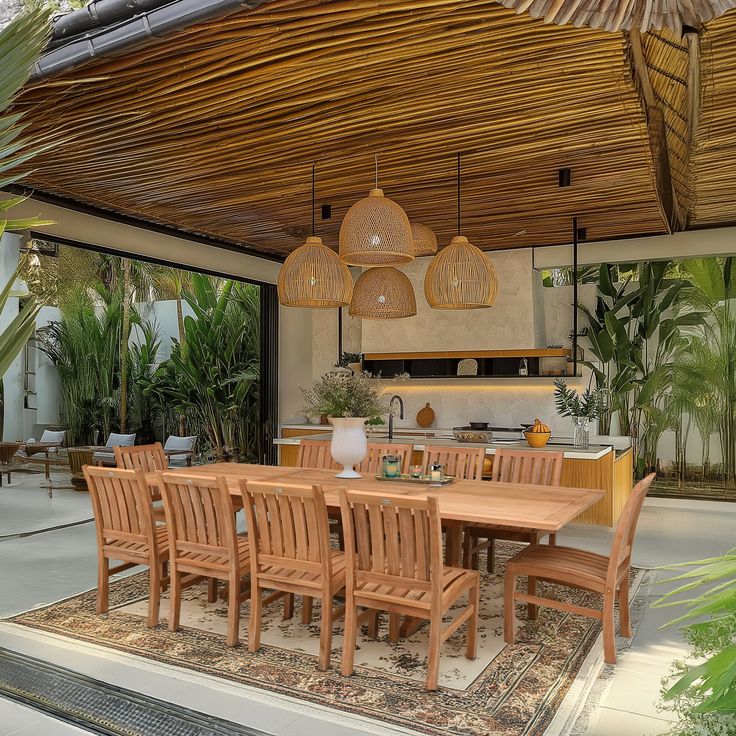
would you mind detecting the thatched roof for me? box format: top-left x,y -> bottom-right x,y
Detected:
11,0 -> 735,258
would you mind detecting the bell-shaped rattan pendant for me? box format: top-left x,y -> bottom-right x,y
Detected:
339,156 -> 414,267
411,221 -> 438,256
349,267 -> 417,319
278,165 -> 354,308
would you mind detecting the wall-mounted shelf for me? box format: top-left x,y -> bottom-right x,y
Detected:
362,348 -> 583,379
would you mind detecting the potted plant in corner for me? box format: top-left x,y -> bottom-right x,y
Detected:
300,370 -> 387,478
553,378 -> 603,449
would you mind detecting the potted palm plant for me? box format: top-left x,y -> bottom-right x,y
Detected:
300,370 -> 387,478
554,378 -> 603,449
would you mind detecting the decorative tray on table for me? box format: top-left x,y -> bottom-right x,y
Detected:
374,474 -> 456,486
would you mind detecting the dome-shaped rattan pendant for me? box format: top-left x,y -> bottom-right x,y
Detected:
278,236 -> 353,308
340,188 -> 414,267
424,235 -> 497,310
349,267 -> 417,320
411,221 -> 438,256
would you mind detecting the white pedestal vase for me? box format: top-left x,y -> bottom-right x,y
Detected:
330,417 -> 368,478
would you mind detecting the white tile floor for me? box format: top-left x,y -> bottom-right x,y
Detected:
0,472 -> 734,736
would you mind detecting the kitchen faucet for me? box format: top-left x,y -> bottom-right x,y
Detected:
388,394 -> 404,440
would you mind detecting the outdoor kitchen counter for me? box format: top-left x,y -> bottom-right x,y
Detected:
274,431 -> 633,528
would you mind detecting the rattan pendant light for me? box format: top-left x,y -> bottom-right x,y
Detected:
278,165 -> 353,308
411,221 -> 438,256
339,156 -> 414,267
424,154 -> 498,310
349,267 -> 417,320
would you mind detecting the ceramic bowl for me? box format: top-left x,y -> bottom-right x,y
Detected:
524,430 -> 551,448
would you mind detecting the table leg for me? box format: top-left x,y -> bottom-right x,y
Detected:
445,524 -> 462,567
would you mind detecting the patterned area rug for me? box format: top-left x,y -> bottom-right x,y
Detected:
9,544 -> 635,736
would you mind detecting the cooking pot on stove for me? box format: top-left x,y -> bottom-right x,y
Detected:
469,421 -> 490,430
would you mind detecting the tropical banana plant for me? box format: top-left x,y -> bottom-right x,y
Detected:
144,274 -> 260,461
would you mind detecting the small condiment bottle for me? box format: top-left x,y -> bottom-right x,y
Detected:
382,454 -> 401,478
429,462 -> 444,482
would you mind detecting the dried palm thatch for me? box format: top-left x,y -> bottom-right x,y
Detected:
500,0 -> 736,33
12,0 -> 674,258
689,10 -> 736,227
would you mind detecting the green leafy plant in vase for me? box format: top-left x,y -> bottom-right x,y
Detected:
300,370 -> 387,478
553,378 -> 603,449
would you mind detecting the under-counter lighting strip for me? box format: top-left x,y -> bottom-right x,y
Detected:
378,383 -> 566,393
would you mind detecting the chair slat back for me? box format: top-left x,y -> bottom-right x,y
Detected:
159,472 -> 237,557
491,448 -> 564,486
297,439 -> 338,471
422,446 -> 485,480
241,481 -> 331,576
340,490 -> 443,592
606,473 -> 655,588
84,466 -> 154,545
115,443 -> 168,473
357,443 -> 414,474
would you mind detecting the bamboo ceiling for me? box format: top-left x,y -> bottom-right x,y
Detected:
13,0 -> 703,258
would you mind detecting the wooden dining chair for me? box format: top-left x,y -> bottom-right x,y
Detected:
339,490 -> 480,690
463,448 -> 565,572
158,471 -> 250,647
240,480 -> 347,670
297,439 -> 338,471
298,438 -> 414,475
115,442 -> 168,472
84,465 -> 169,628
421,445 -> 485,480
504,473 -> 655,664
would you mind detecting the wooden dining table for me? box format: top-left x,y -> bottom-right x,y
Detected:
147,462 -> 605,565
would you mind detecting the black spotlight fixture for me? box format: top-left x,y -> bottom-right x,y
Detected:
321,203 -> 332,220
577,226 -> 587,241
558,168 -> 571,187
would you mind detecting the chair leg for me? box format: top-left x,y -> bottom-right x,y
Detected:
302,595 -> 313,624
466,579 -> 480,660
226,574 -> 241,647
426,617 -> 442,691
169,568 -> 182,632
366,611 -> 379,639
283,592 -> 294,620
603,589 -> 617,664
486,538 -> 495,574
148,561 -> 161,628
207,578 -> 218,603
619,574 -> 632,638
548,533 -> 557,546
527,576 -> 538,620
160,561 -> 169,592
341,603 -> 358,677
318,595 -> 333,671
96,557 -> 110,615
248,583 -> 262,652
504,568 -> 516,644
388,613 -> 401,643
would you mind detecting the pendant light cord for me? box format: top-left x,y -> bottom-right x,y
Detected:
311,163 -> 316,237
456,152 -> 461,236
375,153 -> 378,189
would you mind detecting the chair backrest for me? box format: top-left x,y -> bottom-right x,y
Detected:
241,481 -> 332,580
83,465 -> 156,551
297,439 -> 338,471
357,443 -> 414,475
491,448 -> 564,486
164,435 -> 198,452
421,446 -> 485,480
39,429 -> 66,447
606,473 -> 655,589
339,490 -> 444,595
105,433 -> 136,448
115,442 -> 168,472
159,472 -> 238,560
